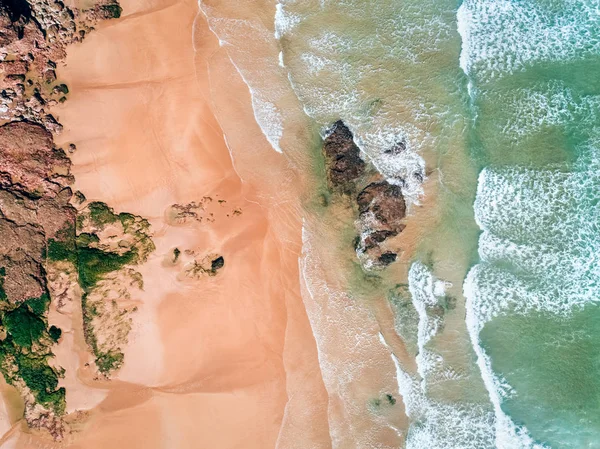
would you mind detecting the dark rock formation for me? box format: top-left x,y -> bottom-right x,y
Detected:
378,252 -> 397,266
357,181 -> 406,233
0,121 -> 72,195
355,181 -> 406,268
321,121 -> 409,269
384,140 -> 406,155
211,256 -> 224,274
0,121 -> 75,302
322,120 -> 365,193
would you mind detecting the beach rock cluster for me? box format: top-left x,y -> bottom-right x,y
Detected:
322,121 -> 407,269
184,252 -> 225,278
167,197 -> 243,225
356,181 -> 406,267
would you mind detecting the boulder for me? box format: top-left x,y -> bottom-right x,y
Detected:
322,120 -> 365,193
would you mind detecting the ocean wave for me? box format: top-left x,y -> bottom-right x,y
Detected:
299,224 -> 407,448
464,270 -> 548,449
200,2 -> 287,154
464,139 -> 600,447
457,0 -> 600,82
380,263 -> 496,449
493,82 -> 600,140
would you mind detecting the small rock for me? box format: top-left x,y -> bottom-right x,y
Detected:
210,256 -> 224,274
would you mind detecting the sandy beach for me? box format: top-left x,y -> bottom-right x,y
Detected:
0,0 -> 331,447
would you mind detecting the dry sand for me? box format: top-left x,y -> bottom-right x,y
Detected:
0,0 -> 332,447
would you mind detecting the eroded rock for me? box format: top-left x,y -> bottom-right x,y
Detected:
356,181 -> 406,269
322,120 -> 365,193
321,120 -> 409,269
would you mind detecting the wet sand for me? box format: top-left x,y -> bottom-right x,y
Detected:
0,0 -> 331,447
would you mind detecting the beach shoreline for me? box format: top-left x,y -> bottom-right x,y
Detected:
0,0 -> 331,447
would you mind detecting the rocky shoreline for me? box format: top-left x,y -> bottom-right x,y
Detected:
322,121 -> 407,269
0,0 -> 154,439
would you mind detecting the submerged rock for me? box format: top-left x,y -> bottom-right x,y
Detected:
357,181 -> 406,232
322,120 -> 365,193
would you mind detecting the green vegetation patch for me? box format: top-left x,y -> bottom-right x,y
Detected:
49,325 -> 61,342
0,267 -> 6,302
75,232 -> 100,247
47,203 -> 154,376
88,201 -> 119,227
47,223 -> 77,263
77,246 -> 136,291
25,294 -> 50,316
47,238 -> 77,263
0,292 -> 65,413
80,293 -> 124,374
4,303 -> 47,347
95,350 -> 123,373
101,3 -> 122,18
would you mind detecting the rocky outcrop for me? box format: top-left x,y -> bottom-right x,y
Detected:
184,252 -> 225,278
0,121 -> 71,195
0,0 -> 122,128
322,120 -> 365,193
0,0 -> 155,439
321,121 -> 408,269
0,120 -> 76,438
355,181 -> 406,268
0,121 -> 74,303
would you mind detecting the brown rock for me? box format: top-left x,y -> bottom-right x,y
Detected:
0,121 -> 71,195
356,180 -> 406,268
357,181 -> 406,231
0,59 -> 29,75
322,120 -> 365,193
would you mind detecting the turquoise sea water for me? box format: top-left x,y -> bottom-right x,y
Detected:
461,0 -> 600,446
203,0 -> 600,447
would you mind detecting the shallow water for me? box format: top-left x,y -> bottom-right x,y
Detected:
201,0 -> 600,447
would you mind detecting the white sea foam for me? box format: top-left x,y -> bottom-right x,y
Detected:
408,263 -> 450,382
491,81 -> 600,140
274,2 -> 301,40
251,96 -> 284,153
463,136 -> 600,447
299,224 -> 406,449
457,0 -> 600,82
199,3 -> 287,154
378,263 -> 496,449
